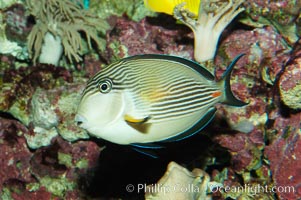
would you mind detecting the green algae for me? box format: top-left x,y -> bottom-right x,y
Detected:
241,1 -> 300,44
25,127 -> 58,149
255,166 -> 271,183
39,176 -> 76,197
108,40 -> 129,61
26,183 -> 40,192
8,100 -> 30,126
76,158 -> 89,169
90,0 -> 156,22
212,168 -> 228,183
58,152 -> 73,168
0,188 -> 13,200
57,91 -> 81,118
0,0 -> 21,9
280,83 -> 301,110
58,152 -> 89,169
57,123 -> 89,142
16,161 -> 22,170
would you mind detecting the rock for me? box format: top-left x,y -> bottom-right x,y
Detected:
265,111 -> 301,200
31,87 -> 58,129
0,65 -> 89,149
213,131 -> 263,174
29,137 -> 102,199
217,26 -> 291,85
217,97 -> 267,134
242,0 -> 301,44
105,16 -> 194,62
145,161 -> 213,200
0,117 -> 33,191
279,48 -> 301,110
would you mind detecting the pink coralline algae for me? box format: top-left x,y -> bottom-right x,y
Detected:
0,117 -> 54,199
105,16 -> 194,61
213,132 -> 263,173
0,63 -> 102,198
0,64 -> 73,111
3,3 -> 32,44
209,17 -> 301,199
0,0 -> 301,199
0,64 -> 89,148
243,0 -> 301,44
0,117 -> 33,191
217,26 -> 290,81
245,0 -> 300,25
0,118 -> 102,199
265,111 -> 301,200
279,47 -> 301,110
31,137 -> 101,181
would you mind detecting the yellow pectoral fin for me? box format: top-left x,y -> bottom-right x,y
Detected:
124,114 -> 151,134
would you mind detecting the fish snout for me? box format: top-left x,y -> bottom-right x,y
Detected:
75,114 -> 88,127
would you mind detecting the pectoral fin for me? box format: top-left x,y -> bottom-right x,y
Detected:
124,114 -> 151,134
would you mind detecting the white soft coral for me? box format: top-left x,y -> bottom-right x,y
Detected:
174,0 -> 244,63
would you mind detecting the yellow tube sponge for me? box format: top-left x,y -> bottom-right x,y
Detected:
144,0 -> 200,16
145,0 -> 244,63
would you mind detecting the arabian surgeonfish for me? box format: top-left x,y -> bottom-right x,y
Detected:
75,54 -> 247,148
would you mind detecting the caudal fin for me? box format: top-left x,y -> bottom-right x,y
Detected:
219,54 -> 248,107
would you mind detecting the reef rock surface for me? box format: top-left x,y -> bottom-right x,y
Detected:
0,0 -> 301,199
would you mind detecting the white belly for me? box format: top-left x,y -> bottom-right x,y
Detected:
94,107 -> 211,145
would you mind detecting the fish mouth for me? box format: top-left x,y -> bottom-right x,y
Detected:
74,114 -> 88,128
74,114 -> 100,138
75,93 -> 126,132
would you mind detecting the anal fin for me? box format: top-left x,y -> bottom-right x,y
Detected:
132,147 -> 158,158
131,143 -> 164,158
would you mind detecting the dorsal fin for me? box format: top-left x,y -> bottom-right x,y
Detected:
123,54 -> 215,80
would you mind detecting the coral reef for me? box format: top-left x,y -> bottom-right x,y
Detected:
3,3 -> 31,45
0,4 -> 28,60
0,0 -> 21,9
0,0 -> 301,199
242,0 -> 301,44
279,46 -> 301,109
0,131 -> 101,199
265,111 -> 301,200
0,117 -> 33,192
90,0 -> 155,22
105,16 -> 194,62
0,64 -> 89,148
26,0 -> 109,65
207,21 -> 300,199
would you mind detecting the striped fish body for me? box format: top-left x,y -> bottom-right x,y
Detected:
75,54 -> 246,145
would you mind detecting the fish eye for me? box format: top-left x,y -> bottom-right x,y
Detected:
98,79 -> 112,94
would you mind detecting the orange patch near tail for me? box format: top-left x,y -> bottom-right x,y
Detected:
211,91 -> 222,98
